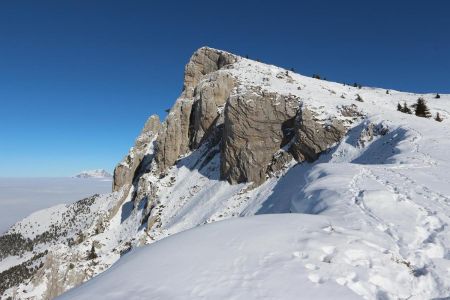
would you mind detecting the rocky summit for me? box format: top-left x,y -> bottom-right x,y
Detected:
115,47 -> 347,190
1,47 -> 450,299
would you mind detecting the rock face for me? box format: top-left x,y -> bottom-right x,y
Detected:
290,108 -> 346,162
153,47 -> 347,186
113,115 -> 160,191
154,99 -> 193,174
221,89 -> 299,185
154,47 -> 237,173
190,71 -> 235,148
183,47 -> 237,98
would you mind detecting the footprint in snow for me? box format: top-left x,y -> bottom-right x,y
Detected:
308,273 -> 323,284
304,263 -> 319,270
322,245 -> 336,255
320,246 -> 336,263
292,251 -> 308,259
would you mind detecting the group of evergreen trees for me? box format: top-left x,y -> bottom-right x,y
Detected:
397,97 -> 443,122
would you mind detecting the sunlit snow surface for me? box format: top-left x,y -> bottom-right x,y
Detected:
0,178 -> 111,233
59,215 -> 361,300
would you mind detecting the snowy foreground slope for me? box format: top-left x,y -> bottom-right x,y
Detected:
59,215 -> 361,300
2,47 -> 450,299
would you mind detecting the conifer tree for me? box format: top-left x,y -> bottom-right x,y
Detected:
402,102 -> 412,114
397,103 -> 402,111
88,243 -> 97,260
435,112 -> 443,122
415,98 -> 431,118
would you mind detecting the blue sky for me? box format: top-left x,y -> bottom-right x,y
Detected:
0,0 -> 449,177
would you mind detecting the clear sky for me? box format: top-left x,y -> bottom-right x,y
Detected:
0,0 -> 449,177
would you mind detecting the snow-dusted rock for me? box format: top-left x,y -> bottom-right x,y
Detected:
190,71 -> 235,148
113,114 -> 160,192
221,89 -> 299,185
154,47 -> 347,187
155,47 -> 237,174
183,46 -> 237,98
290,107 -> 347,162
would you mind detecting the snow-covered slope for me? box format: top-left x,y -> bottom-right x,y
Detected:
2,47 -> 450,299
59,215 -> 361,300
74,169 -> 112,180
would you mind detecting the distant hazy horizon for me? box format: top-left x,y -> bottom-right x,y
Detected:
0,177 -> 112,233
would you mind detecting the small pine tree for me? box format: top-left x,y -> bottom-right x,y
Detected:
290,67 -> 295,72
435,112 -> 443,122
88,243 -> 98,260
402,102 -> 412,114
245,54 -> 249,59
397,103 -> 402,111
415,97 -> 432,118
358,84 -> 362,89
353,83 -> 358,87
435,93 -> 441,99
386,90 -> 390,94
356,94 -> 363,102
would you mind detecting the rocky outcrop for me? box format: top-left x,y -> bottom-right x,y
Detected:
154,99 -> 193,174
221,88 -> 300,185
267,150 -> 294,176
113,115 -> 160,191
358,122 -> 389,147
290,108 -> 346,162
190,71 -> 235,148
155,47 -> 237,174
125,47 -> 348,189
183,47 -> 237,98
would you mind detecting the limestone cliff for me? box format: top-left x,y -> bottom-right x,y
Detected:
113,46 -> 347,191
